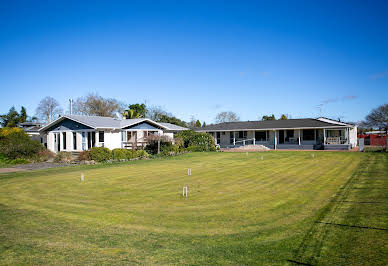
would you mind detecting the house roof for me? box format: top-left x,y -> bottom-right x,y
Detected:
39,115 -> 188,132
158,122 -> 188,131
196,118 -> 354,132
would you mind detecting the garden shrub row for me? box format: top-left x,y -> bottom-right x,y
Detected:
84,147 -> 150,162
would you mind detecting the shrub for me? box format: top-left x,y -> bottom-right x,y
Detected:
175,130 -> 215,152
136,150 -> 149,158
8,158 -> 29,164
144,135 -> 173,155
0,128 -> 44,159
77,150 -> 90,161
54,152 -> 74,163
89,147 -> 112,162
112,148 -> 129,160
36,149 -> 55,162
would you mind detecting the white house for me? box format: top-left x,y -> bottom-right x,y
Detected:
39,115 -> 188,153
195,117 -> 357,150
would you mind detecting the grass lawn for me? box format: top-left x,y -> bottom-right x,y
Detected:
0,151 -> 387,265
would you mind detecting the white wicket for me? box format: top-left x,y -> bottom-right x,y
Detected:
182,186 -> 188,197
188,168 -> 191,175
81,173 -> 84,182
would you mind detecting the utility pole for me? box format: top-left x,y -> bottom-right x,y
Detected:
69,99 -> 73,115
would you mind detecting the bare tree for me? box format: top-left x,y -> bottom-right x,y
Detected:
215,111 -> 240,123
35,96 -> 63,123
73,93 -> 125,117
361,103 -> 388,130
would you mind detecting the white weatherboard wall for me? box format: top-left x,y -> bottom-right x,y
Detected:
104,131 -> 121,150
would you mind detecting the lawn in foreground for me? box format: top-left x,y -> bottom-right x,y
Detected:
0,151 -> 387,265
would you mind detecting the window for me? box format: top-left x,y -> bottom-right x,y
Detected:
99,131 -> 104,143
303,129 -> 315,141
286,130 -> 294,138
82,132 -> 86,150
73,132 -> 77,150
255,131 -> 266,141
216,132 -> 221,144
238,131 -> 247,138
62,132 -> 66,150
230,132 -> 235,144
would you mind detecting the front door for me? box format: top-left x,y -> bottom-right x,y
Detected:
54,133 -> 61,152
87,132 -> 96,149
279,130 -> 284,144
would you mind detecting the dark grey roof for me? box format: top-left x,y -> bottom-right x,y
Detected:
196,118 -> 352,131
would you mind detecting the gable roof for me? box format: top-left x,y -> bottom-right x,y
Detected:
39,115 -> 188,132
196,118 -> 354,132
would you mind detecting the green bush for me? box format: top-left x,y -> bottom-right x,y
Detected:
77,150 -> 90,161
175,130 -> 215,152
161,144 -> 180,156
89,147 -> 112,162
54,152 -> 74,163
112,148 -> 130,160
136,150 -> 149,158
145,139 -> 174,155
0,128 -> 44,159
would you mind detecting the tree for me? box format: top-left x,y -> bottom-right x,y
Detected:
361,103 -> 388,130
73,93 -> 124,117
280,114 -> 288,120
261,114 -> 276,121
19,106 -> 27,123
36,96 -> 63,123
123,103 -> 147,119
195,120 -> 201,127
215,111 -> 240,123
146,106 -> 187,127
202,121 -> 207,127
0,107 -> 20,127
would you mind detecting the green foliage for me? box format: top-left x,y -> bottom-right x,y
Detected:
195,120 -> 201,127
89,147 -> 112,162
144,136 -> 173,155
261,114 -> 276,121
0,128 -> 44,159
0,106 -> 31,127
202,121 -> 207,127
136,150 -> 149,158
54,152 -> 74,163
156,114 -> 187,127
175,130 -> 215,152
77,150 -> 90,161
124,103 -> 147,119
112,148 -> 128,160
0,107 -> 20,127
19,106 -> 27,123
0,154 -> 29,166
279,114 -> 288,120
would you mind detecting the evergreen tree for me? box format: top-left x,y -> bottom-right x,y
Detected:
19,106 -> 27,123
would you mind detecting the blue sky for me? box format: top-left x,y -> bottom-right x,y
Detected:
0,0 -> 387,123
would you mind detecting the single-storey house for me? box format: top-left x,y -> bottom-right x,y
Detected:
19,121 -> 44,142
195,117 -> 357,150
39,115 -> 188,153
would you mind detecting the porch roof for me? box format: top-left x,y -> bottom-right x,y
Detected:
196,118 -> 353,132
